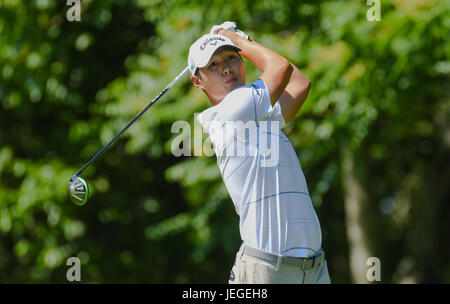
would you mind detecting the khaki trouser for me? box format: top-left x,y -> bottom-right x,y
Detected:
228,245 -> 331,284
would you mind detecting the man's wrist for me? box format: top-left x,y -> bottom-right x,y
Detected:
218,29 -> 248,46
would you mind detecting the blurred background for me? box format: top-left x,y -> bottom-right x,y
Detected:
0,0 -> 449,283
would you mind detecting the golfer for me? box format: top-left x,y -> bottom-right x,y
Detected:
188,22 -> 330,284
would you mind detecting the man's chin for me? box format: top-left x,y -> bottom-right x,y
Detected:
228,81 -> 243,91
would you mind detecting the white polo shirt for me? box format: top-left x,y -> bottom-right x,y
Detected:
197,80 -> 322,258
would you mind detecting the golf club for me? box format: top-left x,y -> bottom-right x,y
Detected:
68,66 -> 190,205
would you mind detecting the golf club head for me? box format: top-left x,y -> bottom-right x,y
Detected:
69,176 -> 89,205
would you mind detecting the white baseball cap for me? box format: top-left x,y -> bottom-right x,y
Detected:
188,34 -> 241,76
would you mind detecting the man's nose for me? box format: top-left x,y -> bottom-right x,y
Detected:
222,63 -> 232,75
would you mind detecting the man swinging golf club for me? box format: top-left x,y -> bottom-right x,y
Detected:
189,22 -> 330,284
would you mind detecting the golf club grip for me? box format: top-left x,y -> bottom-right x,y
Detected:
74,66 -> 190,177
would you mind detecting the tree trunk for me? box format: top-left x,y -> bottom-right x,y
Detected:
341,145 -> 373,283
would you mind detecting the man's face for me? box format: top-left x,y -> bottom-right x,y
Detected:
190,47 -> 246,105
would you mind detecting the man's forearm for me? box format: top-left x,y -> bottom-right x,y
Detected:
215,27 -> 310,124
218,29 -> 292,104
236,39 -> 290,75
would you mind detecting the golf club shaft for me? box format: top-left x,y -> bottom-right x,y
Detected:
73,66 -> 190,178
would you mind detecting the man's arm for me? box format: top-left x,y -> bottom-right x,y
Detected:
218,29 -> 310,124
218,29 -> 293,106
278,64 -> 311,124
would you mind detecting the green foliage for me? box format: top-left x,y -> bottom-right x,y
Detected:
0,0 -> 449,283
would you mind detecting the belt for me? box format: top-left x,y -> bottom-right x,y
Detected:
242,246 -> 325,270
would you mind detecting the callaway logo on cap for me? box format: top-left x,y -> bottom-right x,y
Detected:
199,36 -> 226,50
188,34 -> 241,76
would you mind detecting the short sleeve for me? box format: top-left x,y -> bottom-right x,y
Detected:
251,79 -> 286,129
214,80 -> 285,129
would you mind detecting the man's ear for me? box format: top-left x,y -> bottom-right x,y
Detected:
190,74 -> 204,90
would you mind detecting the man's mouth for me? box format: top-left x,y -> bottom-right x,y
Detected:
225,77 -> 238,84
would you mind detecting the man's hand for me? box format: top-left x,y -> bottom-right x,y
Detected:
216,29 -> 248,47
210,21 -> 250,40
210,21 -> 237,34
